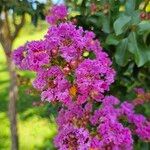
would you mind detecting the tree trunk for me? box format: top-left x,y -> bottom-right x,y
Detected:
0,9 -> 24,150
5,46 -> 19,150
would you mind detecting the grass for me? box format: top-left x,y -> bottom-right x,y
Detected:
0,21 -> 57,150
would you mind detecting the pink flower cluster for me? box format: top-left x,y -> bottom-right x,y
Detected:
13,5 -> 150,150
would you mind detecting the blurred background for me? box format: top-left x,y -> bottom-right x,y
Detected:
0,0 -> 150,150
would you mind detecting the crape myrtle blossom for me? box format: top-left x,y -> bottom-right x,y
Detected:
120,102 -> 150,141
56,102 -> 92,129
54,124 -> 91,150
33,66 -> 72,104
46,5 -> 68,25
97,121 -> 133,149
45,22 -> 108,64
90,96 -> 120,126
26,40 -> 50,71
75,60 -> 115,103
13,4 -> 150,150
45,22 -> 85,62
13,40 -> 49,71
55,96 -> 148,149
13,20 -> 115,104
13,46 -> 26,69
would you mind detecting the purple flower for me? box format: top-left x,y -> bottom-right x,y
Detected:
97,121 -> 133,149
33,66 -> 71,104
54,124 -> 91,150
119,102 -> 150,141
56,102 -> 92,129
13,40 -> 50,71
56,106 -> 83,129
134,87 -> 145,94
45,22 -> 84,62
13,45 -> 29,70
120,102 -> 135,115
135,122 -> 150,141
90,137 -> 101,149
75,59 -> 115,103
46,5 -> 68,25
102,96 -> 120,106
129,114 -> 146,125
26,40 -> 50,71
90,107 -> 117,126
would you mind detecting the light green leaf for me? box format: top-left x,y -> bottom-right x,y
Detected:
77,0 -> 83,5
130,10 -> 140,25
69,11 -> 80,17
125,0 -> 135,14
137,21 -> 150,35
114,15 -> 131,35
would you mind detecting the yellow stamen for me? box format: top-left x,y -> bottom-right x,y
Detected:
69,85 -> 77,97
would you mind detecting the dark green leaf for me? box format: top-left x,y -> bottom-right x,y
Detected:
115,38 -> 130,66
106,34 -> 120,45
102,15 -> 110,33
125,0 -> 135,14
128,32 -> 150,66
114,15 -> 131,35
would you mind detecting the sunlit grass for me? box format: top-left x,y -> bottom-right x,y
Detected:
0,113 -> 57,150
19,115 -> 57,150
0,113 -> 10,149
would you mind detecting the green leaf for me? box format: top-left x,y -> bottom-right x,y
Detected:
115,38 -> 130,66
128,32 -> 150,66
114,15 -> 131,35
106,34 -> 120,45
77,0 -> 83,5
69,11 -> 80,17
125,0 -> 135,14
137,21 -> 150,35
119,0 -> 125,3
130,10 -> 140,25
102,15 -> 110,33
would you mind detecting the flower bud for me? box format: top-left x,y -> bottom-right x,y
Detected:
70,60 -> 78,69
90,90 -> 99,99
119,5 -> 125,12
83,51 -> 90,57
63,66 -> 70,75
78,56 -> 83,62
52,49 -> 58,56
103,9 -> 108,15
146,3 -> 150,13
139,2 -> 145,10
90,3 -> 97,14
140,12 -> 146,19
72,18 -> 78,24
145,13 -> 150,20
